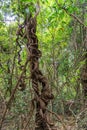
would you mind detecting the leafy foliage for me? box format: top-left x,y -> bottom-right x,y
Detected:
0,0 -> 87,129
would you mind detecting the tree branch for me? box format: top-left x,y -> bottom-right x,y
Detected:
47,109 -> 67,130
55,0 -> 87,29
0,59 -> 29,130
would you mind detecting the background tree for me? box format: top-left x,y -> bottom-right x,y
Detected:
0,0 -> 87,130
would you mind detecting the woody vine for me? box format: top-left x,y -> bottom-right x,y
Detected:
17,2 -> 55,130
0,2 -> 55,130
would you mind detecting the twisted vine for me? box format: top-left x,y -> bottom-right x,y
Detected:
16,23 -> 27,91
16,3 -> 54,130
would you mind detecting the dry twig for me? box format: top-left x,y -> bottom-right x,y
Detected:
47,109 -> 67,130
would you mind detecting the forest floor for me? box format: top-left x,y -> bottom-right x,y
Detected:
0,98 -> 87,130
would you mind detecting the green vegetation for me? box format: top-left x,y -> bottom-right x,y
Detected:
0,0 -> 87,130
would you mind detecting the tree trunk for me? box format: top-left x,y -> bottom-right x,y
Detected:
81,60 -> 87,98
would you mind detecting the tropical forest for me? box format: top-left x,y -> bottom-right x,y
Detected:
0,0 -> 87,130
